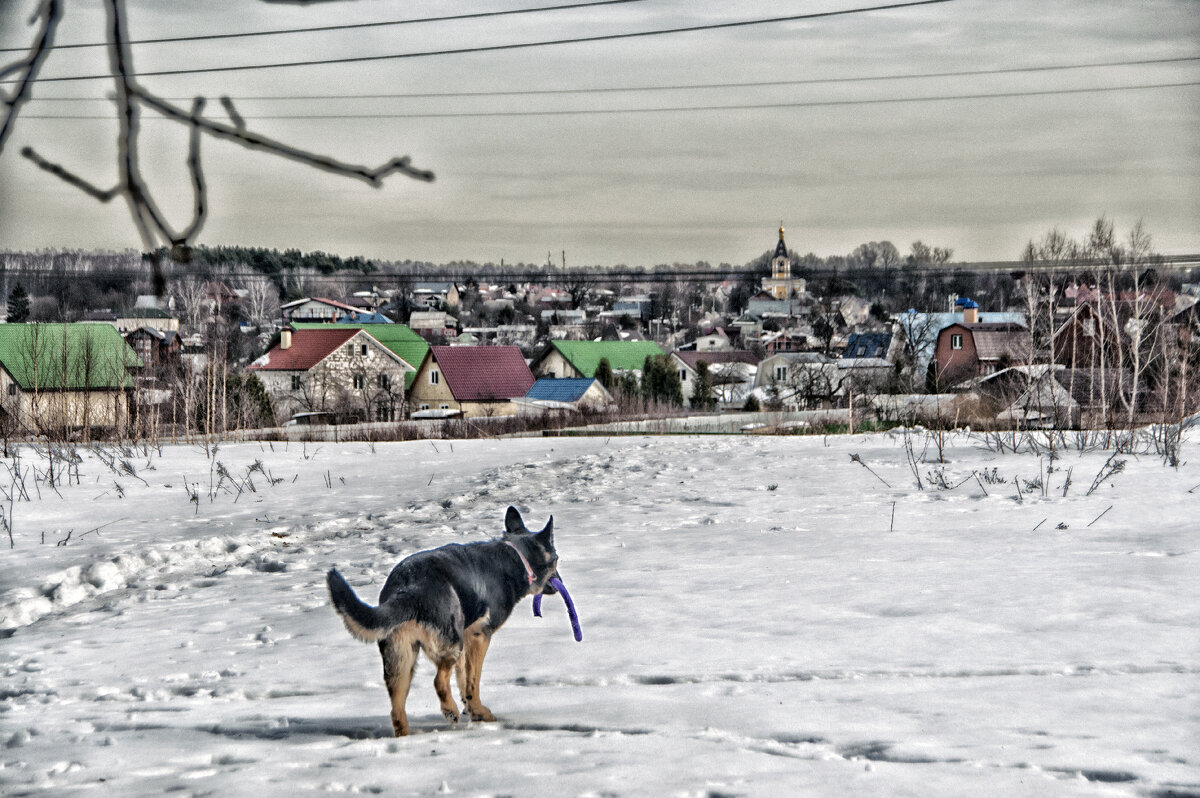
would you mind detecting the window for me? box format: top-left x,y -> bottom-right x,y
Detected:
679,369 -> 688,382
430,370 -> 440,385
774,365 -> 787,381
361,344 -> 368,356
346,344 -> 355,356
353,374 -> 365,390
290,375 -> 301,390
1082,318 -> 1096,337
376,401 -> 394,422
950,333 -> 963,350
6,383 -> 16,396
377,373 -> 390,390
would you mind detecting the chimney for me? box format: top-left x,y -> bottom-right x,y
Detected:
281,326 -> 293,350
962,299 -> 979,325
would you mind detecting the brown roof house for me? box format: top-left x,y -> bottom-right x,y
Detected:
248,327 -> 416,424
408,345 -> 535,418
930,301 -> 1028,390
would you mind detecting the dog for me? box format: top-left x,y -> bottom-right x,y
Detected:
327,506 -> 560,736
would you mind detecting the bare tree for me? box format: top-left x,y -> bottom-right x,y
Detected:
240,276 -> 282,330
175,276 -> 211,334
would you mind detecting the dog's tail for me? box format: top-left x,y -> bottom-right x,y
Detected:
327,569 -> 410,643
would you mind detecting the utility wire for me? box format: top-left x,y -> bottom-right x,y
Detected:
11,0 -> 958,84
20,80 -> 1200,119
0,0 -> 652,54
24,55 -> 1200,102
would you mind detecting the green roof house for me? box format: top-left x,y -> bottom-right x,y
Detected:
0,323 -> 142,434
530,340 -> 665,379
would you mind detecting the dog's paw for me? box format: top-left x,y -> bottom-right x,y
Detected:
469,706 -> 496,722
441,707 -> 461,724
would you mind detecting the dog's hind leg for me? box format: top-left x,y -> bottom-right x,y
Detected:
460,619 -> 496,722
379,633 -> 418,737
433,656 -> 460,725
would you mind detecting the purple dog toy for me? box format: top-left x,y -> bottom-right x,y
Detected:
533,576 -> 582,641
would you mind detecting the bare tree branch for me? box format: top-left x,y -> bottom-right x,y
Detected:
7,0 -> 434,261
0,0 -> 61,155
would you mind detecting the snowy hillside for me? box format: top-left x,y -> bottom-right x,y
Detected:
1,433 -> 1197,796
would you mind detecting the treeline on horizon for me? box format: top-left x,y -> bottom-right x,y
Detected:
1,219 -> 1192,323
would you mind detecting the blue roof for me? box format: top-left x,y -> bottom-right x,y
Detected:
842,331 -> 893,359
337,311 -> 393,324
525,377 -> 597,403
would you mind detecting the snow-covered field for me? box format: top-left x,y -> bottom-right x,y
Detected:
1,433 -> 1196,797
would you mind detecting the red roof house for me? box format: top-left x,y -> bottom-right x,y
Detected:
248,327 -> 415,423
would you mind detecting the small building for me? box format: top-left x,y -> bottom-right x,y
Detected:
408,311 -> 458,341
980,365 -> 1081,429
407,345 -> 535,418
519,377 -> 614,414
116,306 -> 181,335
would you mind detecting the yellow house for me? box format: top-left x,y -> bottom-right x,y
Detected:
407,346 -> 534,418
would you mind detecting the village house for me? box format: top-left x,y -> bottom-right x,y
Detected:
670,350 -> 759,409
410,282 -> 460,310
837,330 -> 900,394
407,345 -> 535,418
281,297 -> 360,324
751,351 -> 841,410
930,302 -> 1028,389
0,323 -> 141,435
530,340 -> 666,380
248,327 -> 414,424
293,322 -> 429,394
123,326 -> 182,380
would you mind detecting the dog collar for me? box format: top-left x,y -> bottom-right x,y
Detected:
504,541 -> 537,586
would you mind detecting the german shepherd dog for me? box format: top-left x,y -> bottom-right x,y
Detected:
327,506 -> 560,736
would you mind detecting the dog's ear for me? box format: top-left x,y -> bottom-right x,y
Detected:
504,506 -> 527,536
537,515 -> 554,548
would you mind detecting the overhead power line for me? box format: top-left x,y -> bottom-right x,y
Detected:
0,0 -> 652,54
20,80 -> 1200,120
11,0 -> 958,84
25,55 -> 1200,102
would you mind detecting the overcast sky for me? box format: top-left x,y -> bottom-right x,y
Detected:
1,0 -> 1197,267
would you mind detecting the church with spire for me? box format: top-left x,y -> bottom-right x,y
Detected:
760,223 -> 805,301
